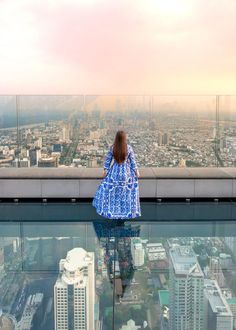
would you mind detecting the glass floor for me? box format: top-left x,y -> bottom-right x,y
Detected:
0,201 -> 236,330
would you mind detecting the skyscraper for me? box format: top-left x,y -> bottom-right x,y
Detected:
61,123 -> 71,143
28,147 -> 41,166
54,247 -> 95,330
162,132 -> 169,145
204,279 -> 233,330
169,246 -> 204,330
131,238 -> 144,267
208,257 -> 225,287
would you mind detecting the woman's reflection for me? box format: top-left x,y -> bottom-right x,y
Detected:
93,220 -> 141,300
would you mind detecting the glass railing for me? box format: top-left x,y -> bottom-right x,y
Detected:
0,201 -> 236,329
0,95 -> 236,168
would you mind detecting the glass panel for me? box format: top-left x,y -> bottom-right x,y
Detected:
219,95 -> 236,166
0,222 -> 21,326
22,221 -> 113,329
114,219 -> 236,329
0,95 -> 17,168
152,95 -> 217,167
0,223 -> 21,271
18,95 -> 153,167
81,95 -> 146,168
0,271 -> 55,329
3,94 -> 236,168
22,222 -> 87,271
1,203 -> 236,329
18,95 -> 84,167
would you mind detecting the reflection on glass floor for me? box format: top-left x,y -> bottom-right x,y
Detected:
0,203 -> 236,329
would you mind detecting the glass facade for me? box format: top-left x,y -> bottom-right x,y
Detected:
0,95 -> 236,168
0,202 -> 236,329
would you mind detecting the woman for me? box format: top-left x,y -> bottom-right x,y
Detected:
92,130 -> 141,219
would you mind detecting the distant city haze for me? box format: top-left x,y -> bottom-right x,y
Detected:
0,95 -> 236,168
0,0 -> 236,94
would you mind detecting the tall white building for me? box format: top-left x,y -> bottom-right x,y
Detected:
169,246 -> 204,330
34,137 -> 43,149
54,247 -> 95,330
61,124 -> 71,143
131,238 -> 144,267
204,279 -> 233,330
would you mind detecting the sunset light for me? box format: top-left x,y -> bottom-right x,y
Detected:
151,0 -> 193,17
0,0 -> 236,94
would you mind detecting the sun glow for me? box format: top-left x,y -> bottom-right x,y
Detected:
152,0 -> 193,17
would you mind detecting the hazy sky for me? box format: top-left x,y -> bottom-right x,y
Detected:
0,0 -> 236,94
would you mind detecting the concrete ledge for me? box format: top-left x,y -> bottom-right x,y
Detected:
0,167 -> 235,198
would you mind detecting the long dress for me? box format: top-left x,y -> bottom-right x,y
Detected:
92,144 -> 141,219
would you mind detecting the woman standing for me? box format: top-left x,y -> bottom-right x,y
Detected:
92,130 -> 141,219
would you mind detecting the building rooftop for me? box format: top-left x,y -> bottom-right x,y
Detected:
159,290 -> 169,307
64,247 -> 92,272
204,279 -> 233,316
227,297 -> 236,305
170,246 -> 203,276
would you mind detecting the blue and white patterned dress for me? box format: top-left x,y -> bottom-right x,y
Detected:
92,144 -> 141,219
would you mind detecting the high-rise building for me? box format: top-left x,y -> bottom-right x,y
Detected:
204,279 -> 233,330
227,298 -> 236,330
169,246 -> 204,330
26,132 -> 33,144
157,131 -> 162,146
34,137 -> 43,149
162,132 -> 169,145
54,247 -> 95,330
28,148 -> 41,166
131,238 -> 144,267
208,257 -> 225,287
18,293 -> 43,330
60,124 -> 71,143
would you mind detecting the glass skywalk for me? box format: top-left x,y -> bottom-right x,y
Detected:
0,201 -> 236,329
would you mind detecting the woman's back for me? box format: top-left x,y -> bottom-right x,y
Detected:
92,131 -> 141,219
104,143 -> 139,179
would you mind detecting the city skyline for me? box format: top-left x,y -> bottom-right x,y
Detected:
1,101 -> 236,168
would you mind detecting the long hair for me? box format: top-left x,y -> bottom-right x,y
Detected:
113,130 -> 127,164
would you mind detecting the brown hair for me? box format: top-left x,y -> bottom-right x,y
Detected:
113,130 -> 127,164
